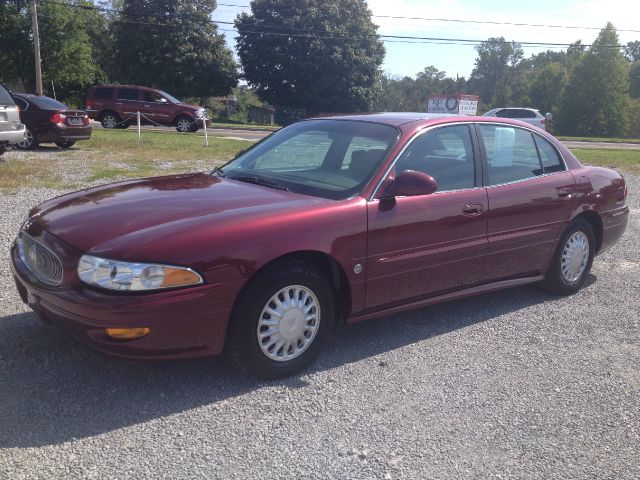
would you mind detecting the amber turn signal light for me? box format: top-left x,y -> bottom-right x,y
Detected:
105,327 -> 151,339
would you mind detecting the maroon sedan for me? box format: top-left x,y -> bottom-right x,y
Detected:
12,93 -> 91,149
11,113 -> 629,378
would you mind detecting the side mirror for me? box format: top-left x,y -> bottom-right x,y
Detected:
158,98 -> 168,104
382,170 -> 437,198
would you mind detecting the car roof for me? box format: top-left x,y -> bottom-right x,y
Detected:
309,112 -> 465,127
92,84 -> 158,91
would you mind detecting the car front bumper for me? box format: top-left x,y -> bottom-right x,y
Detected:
10,239 -> 243,359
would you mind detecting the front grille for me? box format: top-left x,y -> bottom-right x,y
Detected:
19,233 -> 63,285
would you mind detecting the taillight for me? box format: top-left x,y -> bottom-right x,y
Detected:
86,99 -> 94,109
541,118 -> 545,125
83,114 -> 89,125
49,112 -> 66,124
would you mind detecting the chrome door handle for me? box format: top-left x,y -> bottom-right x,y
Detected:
558,189 -> 573,199
462,203 -> 484,216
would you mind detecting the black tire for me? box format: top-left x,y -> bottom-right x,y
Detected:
175,115 -> 198,133
16,128 -> 37,150
55,141 -> 75,149
542,218 -> 595,295
100,111 -> 121,129
225,259 -> 335,379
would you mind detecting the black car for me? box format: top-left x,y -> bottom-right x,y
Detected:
11,94 -> 91,149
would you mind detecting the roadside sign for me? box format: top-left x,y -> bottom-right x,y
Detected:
427,93 -> 480,115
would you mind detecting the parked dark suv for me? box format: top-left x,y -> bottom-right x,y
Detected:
85,85 -> 208,132
12,94 -> 91,149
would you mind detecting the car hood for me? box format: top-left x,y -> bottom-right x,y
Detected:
29,173 -> 330,255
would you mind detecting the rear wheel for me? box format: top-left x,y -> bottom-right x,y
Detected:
542,218 -> 595,295
225,260 -> 335,379
175,116 -> 197,133
100,112 -> 121,129
55,141 -> 75,149
16,128 -> 37,150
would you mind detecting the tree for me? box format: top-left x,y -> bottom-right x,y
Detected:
555,23 -> 631,137
112,0 -> 238,98
630,62 -> 640,98
468,37 -> 524,108
625,41 -> 640,62
0,0 -> 105,102
529,63 -> 568,114
235,0 -> 385,113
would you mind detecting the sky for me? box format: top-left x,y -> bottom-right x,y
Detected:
211,0 -> 640,80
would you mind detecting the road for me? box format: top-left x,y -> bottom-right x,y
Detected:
0,174 -> 638,478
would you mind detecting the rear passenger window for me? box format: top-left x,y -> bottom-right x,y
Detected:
518,109 -> 537,118
117,89 -> 139,101
394,125 -> 476,192
534,135 -> 565,173
478,125 -> 543,185
14,97 -> 28,110
93,88 -> 113,99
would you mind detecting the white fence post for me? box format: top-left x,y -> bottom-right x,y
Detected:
203,117 -> 208,147
137,111 -> 141,143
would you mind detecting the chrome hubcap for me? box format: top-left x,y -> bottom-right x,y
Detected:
561,231 -> 589,283
102,115 -> 117,128
257,285 -> 320,362
18,129 -> 33,148
177,119 -> 191,131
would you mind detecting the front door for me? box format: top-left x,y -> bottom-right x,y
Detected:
366,124 -> 488,310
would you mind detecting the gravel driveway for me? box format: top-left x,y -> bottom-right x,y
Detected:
0,176 -> 638,480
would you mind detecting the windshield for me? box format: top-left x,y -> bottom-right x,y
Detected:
220,119 -> 399,200
29,96 -> 68,110
159,90 -> 181,103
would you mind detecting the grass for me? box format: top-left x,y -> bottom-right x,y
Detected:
559,136 -> 640,144
0,129 -> 253,191
569,148 -> 640,174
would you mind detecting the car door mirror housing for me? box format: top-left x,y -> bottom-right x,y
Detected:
382,170 -> 438,198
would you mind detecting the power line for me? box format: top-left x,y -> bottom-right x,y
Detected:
35,0 -> 632,49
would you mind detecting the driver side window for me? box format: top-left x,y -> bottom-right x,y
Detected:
394,125 -> 476,192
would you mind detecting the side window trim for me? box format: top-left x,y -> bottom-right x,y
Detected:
371,123 -> 480,199
474,122 -> 569,187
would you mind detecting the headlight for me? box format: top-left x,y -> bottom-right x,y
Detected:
77,255 -> 203,291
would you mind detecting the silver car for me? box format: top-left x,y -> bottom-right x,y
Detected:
483,107 -> 547,130
0,84 -> 26,156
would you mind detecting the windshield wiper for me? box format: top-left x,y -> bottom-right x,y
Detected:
230,175 -> 290,191
212,166 -> 226,177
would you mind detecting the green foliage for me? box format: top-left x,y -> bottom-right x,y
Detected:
625,41 -> 640,62
468,37 -> 524,108
630,62 -> 640,99
529,63 -> 568,114
372,66 -> 466,112
112,0 -> 238,98
235,0 -> 385,114
555,23 -> 631,137
0,0 -> 103,99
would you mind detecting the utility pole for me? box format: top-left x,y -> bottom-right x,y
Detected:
31,0 -> 43,95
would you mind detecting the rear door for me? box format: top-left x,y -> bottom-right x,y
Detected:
114,87 -> 140,123
476,123 -> 575,281
366,124 -> 488,310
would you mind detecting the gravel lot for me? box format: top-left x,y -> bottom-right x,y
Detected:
0,175 -> 638,480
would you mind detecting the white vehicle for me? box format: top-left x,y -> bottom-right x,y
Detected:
483,107 -> 547,130
0,84 -> 26,156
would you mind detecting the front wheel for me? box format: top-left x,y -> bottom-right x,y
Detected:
542,218 -> 595,295
225,260 -> 335,379
55,141 -> 75,149
175,116 -> 198,133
